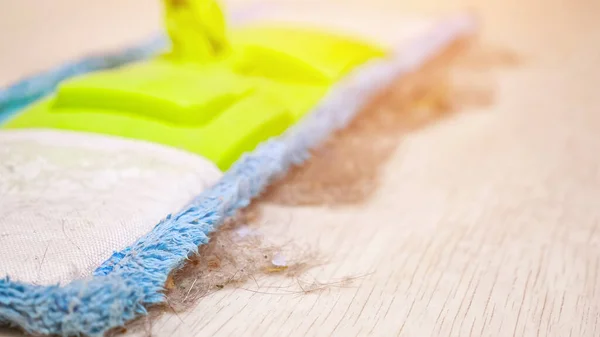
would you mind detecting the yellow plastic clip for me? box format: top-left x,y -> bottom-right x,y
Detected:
4,0 -> 388,170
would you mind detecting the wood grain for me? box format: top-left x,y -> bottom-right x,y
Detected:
1,0 -> 600,336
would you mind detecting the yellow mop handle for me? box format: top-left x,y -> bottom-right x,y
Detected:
162,0 -> 230,62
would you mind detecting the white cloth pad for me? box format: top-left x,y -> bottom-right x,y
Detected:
0,130 -> 223,285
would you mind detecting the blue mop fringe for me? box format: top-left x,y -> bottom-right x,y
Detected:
0,16 -> 472,336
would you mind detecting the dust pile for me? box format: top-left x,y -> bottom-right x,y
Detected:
164,207 -> 329,310
262,40 -> 518,205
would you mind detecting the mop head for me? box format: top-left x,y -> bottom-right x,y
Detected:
0,1 -> 477,336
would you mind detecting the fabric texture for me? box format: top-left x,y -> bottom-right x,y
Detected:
0,130 -> 223,285
0,13 -> 475,337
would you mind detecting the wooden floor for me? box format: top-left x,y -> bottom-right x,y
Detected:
1,0 -> 600,336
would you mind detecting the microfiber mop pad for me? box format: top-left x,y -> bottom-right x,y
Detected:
0,1 -> 476,335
